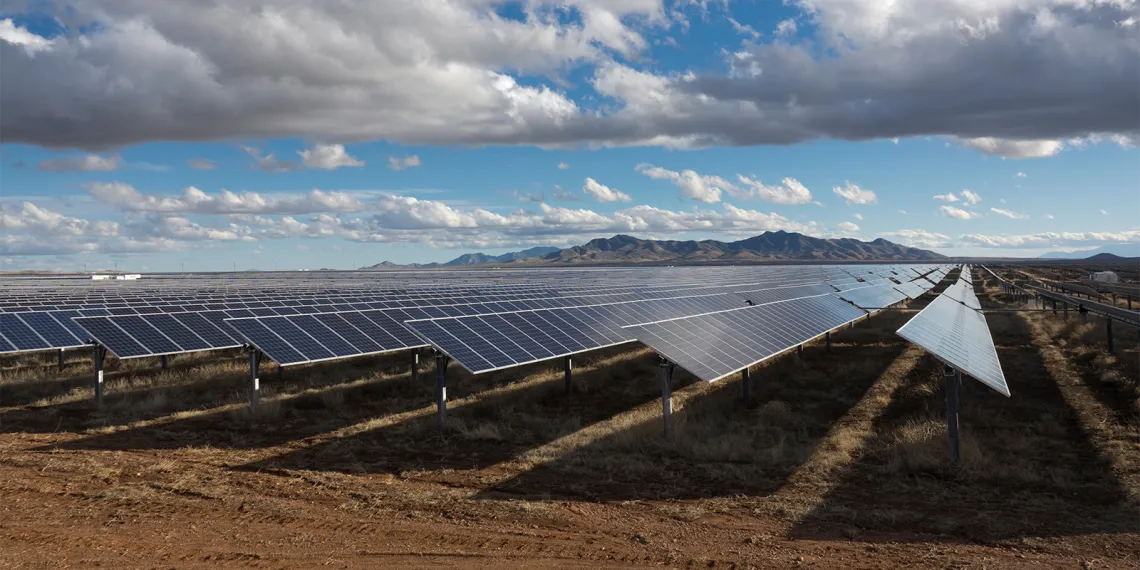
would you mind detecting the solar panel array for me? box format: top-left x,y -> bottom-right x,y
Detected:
897,268 -> 1010,396
3,265 -> 951,377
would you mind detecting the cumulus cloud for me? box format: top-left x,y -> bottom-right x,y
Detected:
388,155 -> 421,171
636,163 -> 735,203
952,137 -> 1065,159
187,158 -> 217,170
836,221 -> 859,232
83,183 -> 369,215
2,1 -> 1132,154
551,185 -> 581,201
582,178 -> 633,203
557,162 -> 570,170
241,146 -> 298,172
1015,171 -> 1027,178
933,193 -> 959,203
853,213 -> 863,220
959,189 -> 982,205
36,154 -> 120,172
990,207 -> 1028,219
636,163 -> 813,204
832,182 -> 877,205
1100,209 -> 1108,215
960,230 -> 1140,248
300,144 -> 365,170
881,229 -> 951,249
940,205 -> 982,220
512,190 -> 545,203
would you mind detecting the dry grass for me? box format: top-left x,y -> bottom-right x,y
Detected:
1,275 -> 1137,557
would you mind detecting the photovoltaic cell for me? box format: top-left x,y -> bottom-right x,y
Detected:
897,293 -> 1009,396
0,313 -> 50,351
627,295 -> 867,382
14,312 -> 83,347
73,317 -> 151,358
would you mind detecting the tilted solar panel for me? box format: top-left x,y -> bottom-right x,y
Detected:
897,294 -> 1009,396
838,284 -> 908,309
626,294 -> 867,382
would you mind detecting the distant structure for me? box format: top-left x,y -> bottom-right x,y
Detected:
1091,270 -> 1119,283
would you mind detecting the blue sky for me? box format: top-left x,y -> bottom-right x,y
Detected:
2,1 -> 1138,271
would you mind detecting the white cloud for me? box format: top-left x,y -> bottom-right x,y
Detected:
882,229 -> 951,249
1100,209 -> 1108,215
582,178 -> 633,203
960,230 -> 1140,248
940,205 -> 982,220
952,137 -> 1065,159
187,158 -> 217,170
775,19 -> 797,37
853,213 -> 863,220
299,144 -> 365,170
83,183 -> 369,215
933,193 -> 959,203
511,190 -> 545,203
1015,171 -> 1027,178
36,154 -> 120,172
241,146 -> 298,172
636,163 -> 736,203
551,185 -> 581,201
557,162 -> 570,170
959,189 -> 982,205
388,155 -> 422,171
1046,214 -> 1055,220
832,182 -> 877,205
729,17 -> 761,40
990,207 -> 1028,219
735,175 -> 814,204
836,221 -> 859,232
1,2 -> 1135,154
897,210 -> 908,215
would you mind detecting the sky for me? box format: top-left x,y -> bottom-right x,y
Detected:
1,0 -> 1138,272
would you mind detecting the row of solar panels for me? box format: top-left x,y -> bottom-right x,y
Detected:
1,264 -> 944,357
897,268 -> 1010,396
4,265 -> 951,371
1,264 -> 946,310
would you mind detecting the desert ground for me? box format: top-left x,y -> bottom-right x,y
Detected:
1,268 -> 1137,569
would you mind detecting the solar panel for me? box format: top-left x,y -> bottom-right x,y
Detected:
897,293 -> 1009,396
0,313 -> 51,351
627,295 -> 867,382
73,317 -> 152,358
838,284 -> 908,309
12,312 -> 84,348
226,308 -> 430,366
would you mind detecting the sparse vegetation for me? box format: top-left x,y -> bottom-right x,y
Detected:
1,266 -> 1137,567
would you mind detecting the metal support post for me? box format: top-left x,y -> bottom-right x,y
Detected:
93,345 -> 105,408
1106,318 -> 1114,353
1128,295 -> 1133,311
435,352 -> 448,427
1080,306 -> 1088,324
1063,302 -> 1068,320
825,331 -> 831,353
797,344 -> 804,358
659,359 -> 673,439
411,351 -> 419,384
741,367 -> 751,405
944,367 -> 960,464
57,349 -> 65,371
564,355 -> 573,395
1052,299 -> 1057,315
248,349 -> 260,411
160,355 -> 169,370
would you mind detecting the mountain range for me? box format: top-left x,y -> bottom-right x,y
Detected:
1038,243 -> 1140,259
362,231 -> 944,269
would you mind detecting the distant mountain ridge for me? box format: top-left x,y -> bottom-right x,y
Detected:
364,246 -> 560,269
363,232 -> 943,268
1038,244 -> 1140,259
534,232 -> 943,264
